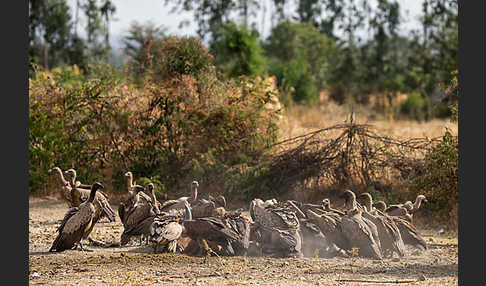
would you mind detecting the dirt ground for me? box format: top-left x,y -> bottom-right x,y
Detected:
29,197 -> 458,286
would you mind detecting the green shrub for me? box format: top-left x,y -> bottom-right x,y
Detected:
410,129 -> 458,226
211,21 -> 267,78
400,92 -> 425,120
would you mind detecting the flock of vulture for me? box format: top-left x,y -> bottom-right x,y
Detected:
46,167 -> 429,260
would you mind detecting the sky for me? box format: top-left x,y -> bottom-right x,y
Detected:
67,0 -> 426,50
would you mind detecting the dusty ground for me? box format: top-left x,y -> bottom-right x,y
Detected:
29,197 -> 458,286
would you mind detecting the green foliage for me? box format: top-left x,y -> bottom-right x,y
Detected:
270,58 -> 318,105
29,38 -> 281,198
265,21 -> 338,106
211,21 -> 267,78
400,92 -> 425,120
410,129 -> 458,225
125,34 -> 214,82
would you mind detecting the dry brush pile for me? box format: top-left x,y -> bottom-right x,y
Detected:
247,114 -> 457,226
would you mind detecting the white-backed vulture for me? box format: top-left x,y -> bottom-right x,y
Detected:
124,171 -> 152,204
64,168 -> 92,189
409,195 -> 428,214
249,199 -> 303,258
372,199 -> 427,250
49,182 -> 104,252
118,185 -> 146,227
339,190 -> 382,260
63,169 -> 116,223
48,167 -> 74,207
357,193 -> 406,258
182,204 -> 242,256
149,215 -> 184,253
147,183 -> 161,214
120,185 -> 158,246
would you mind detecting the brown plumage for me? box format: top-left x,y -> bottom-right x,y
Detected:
182,204 -> 242,256
63,169 -> 115,223
124,171 -> 152,204
49,182 -> 104,252
321,199 -> 346,216
249,199 -> 303,258
118,185 -> 146,227
48,167 -> 74,207
391,216 -> 428,251
373,201 -> 387,212
221,212 -> 251,256
147,183 -> 162,214
120,186 -> 158,246
339,190 -> 382,260
371,199 -> 427,251
357,193 -> 406,257
149,216 -> 184,253
208,194 -> 227,208
305,208 -> 349,254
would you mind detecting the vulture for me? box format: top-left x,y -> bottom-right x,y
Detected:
384,195 -> 428,223
63,169 -> 116,223
159,181 -> 199,214
182,204 -> 242,256
48,167 -> 74,207
392,216 -> 428,251
118,184 -> 146,227
124,171 -> 152,204
208,194 -> 227,209
120,185 -> 158,246
249,199 -> 303,258
339,190 -> 382,260
49,182 -> 104,252
149,214 -> 184,253
370,199 -> 427,251
64,168 -> 92,189
373,201 -> 387,212
321,198 -> 346,216
357,193 -> 406,258
304,205 -> 349,256
147,183 -> 162,214
220,212 -> 252,256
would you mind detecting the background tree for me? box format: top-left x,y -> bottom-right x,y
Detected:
211,21 -> 267,78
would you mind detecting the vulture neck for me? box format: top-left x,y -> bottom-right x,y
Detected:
54,168 -> 69,186
88,186 -> 98,202
127,173 -> 133,188
190,185 -> 198,202
69,171 -> 77,187
151,189 -> 157,204
414,196 -> 424,209
362,194 -> 373,212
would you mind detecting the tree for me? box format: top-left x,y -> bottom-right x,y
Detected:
265,21 -> 338,105
211,21 -> 267,78
123,21 -> 168,77
29,0 -> 74,69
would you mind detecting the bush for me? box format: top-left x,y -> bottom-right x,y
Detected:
400,92 -> 425,120
29,37 -> 281,201
410,129 -> 458,226
211,21 -> 267,78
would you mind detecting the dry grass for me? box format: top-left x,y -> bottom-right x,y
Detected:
278,103 -> 458,142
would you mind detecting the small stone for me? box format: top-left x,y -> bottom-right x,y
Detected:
392,257 -> 400,262
32,272 -> 40,278
418,274 -> 426,281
